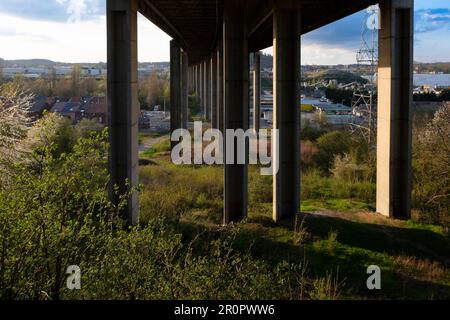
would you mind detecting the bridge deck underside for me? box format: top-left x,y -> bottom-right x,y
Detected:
139,0 -> 378,64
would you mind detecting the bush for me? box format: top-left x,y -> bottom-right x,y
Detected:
412,103 -> 450,226
248,166 -> 273,204
301,169 -> 375,204
139,164 -> 223,224
0,130 -> 115,299
330,153 -> 369,182
313,131 -> 351,173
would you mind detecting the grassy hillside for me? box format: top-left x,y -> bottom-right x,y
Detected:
138,144 -> 450,300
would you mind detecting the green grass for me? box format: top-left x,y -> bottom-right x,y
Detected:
141,138 -> 171,158
138,153 -> 450,299
300,199 -> 373,212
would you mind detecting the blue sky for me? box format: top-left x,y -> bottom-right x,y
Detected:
0,0 -> 449,64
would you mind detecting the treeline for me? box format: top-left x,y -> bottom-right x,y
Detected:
1,65 -> 106,98
415,62 -> 450,74
138,71 -> 170,110
414,89 -> 450,102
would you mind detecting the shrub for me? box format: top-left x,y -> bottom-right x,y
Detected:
248,166 -> 272,204
330,153 -> 369,182
313,131 -> 351,173
413,103 -> 450,226
301,169 -> 375,204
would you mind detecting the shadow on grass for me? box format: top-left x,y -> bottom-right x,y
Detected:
177,212 -> 450,299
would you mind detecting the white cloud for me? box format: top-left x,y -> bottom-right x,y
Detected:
0,12 -> 171,63
262,44 -> 356,65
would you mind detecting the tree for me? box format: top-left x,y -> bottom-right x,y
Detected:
440,89 -> 450,101
413,102 -> 450,226
71,64 -> 81,96
0,62 -> 3,84
313,131 -> 351,173
74,118 -> 103,140
25,111 -> 75,162
146,71 -> 163,108
0,83 -> 33,184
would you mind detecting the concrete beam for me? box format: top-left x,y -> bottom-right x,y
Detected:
181,51 -> 189,130
223,0 -> 249,224
170,40 -> 181,148
253,52 -> 261,133
272,0 -> 301,222
376,0 -> 413,219
107,0 -> 139,226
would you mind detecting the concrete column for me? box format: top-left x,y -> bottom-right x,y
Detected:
223,0 -> 249,224
253,52 -> 261,133
188,66 -> 192,92
170,40 -> 181,148
211,53 -> 218,128
195,63 -> 200,105
205,59 -> 211,121
202,61 -> 207,119
107,0 -> 139,225
199,62 -> 203,114
273,0 -> 301,222
217,40 -> 224,133
376,0 -> 413,219
181,51 -> 189,130
191,65 -> 197,94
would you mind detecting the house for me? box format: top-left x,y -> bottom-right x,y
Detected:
30,96 -> 56,120
85,96 -> 107,125
50,98 -> 82,124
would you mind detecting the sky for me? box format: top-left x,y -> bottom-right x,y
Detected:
0,0 -> 449,64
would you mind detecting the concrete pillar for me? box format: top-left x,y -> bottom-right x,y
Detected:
191,65 -> 197,94
376,0 -> 413,219
253,52 -> 261,133
202,61 -> 207,119
223,0 -> 249,224
217,40 -> 224,133
181,51 -> 189,130
107,0 -> 139,225
273,0 -> 300,222
195,63 -> 200,106
199,62 -> 203,114
211,52 -> 218,129
188,66 -> 192,92
205,59 -> 211,121
170,40 -> 181,148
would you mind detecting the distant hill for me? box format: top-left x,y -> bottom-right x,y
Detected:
414,62 -> 450,74
0,59 -> 171,69
2,59 -> 59,67
304,69 -> 368,85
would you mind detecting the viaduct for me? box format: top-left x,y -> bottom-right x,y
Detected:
107,0 -> 414,225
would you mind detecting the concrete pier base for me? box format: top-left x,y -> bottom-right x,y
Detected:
376,0 -> 413,219
107,0 -> 139,225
